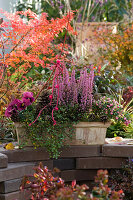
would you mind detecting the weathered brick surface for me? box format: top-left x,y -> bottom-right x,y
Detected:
0,162 -> 34,182
0,153 -> 8,169
53,159 -> 75,170
35,160 -> 53,170
76,157 -> 126,169
2,147 -> 49,162
61,169 -> 97,182
0,190 -> 31,200
60,145 -> 101,158
0,178 -> 22,193
102,144 -> 133,157
0,144 -> 133,200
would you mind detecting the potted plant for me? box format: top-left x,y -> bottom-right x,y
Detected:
52,66 -> 131,145
5,66 -> 131,157
5,92 -> 35,146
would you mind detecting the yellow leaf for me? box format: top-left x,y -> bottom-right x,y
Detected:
5,143 -> 14,150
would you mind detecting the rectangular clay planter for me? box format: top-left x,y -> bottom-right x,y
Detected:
68,122 -> 111,145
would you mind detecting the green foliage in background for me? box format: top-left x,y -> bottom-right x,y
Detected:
16,0 -> 133,23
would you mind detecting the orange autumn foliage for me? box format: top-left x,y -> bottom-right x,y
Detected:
0,9 -> 75,113
1,9 -> 75,75
95,23 -> 133,76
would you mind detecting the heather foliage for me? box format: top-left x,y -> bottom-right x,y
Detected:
20,163 -> 124,200
56,66 -> 94,110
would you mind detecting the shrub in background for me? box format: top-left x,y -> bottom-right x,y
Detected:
97,23 -> 133,76
16,0 -> 133,23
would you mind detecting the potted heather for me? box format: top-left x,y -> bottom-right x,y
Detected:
52,66 -> 131,145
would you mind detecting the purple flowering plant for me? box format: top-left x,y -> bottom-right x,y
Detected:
56,66 -> 94,110
5,92 -> 34,122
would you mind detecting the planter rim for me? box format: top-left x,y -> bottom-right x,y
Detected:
74,121 -> 111,128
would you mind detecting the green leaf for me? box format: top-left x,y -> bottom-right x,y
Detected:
101,63 -> 109,71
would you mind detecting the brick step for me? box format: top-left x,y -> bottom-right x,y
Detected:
1,145 -> 100,163
0,178 -> 22,194
76,157 -> 127,169
60,169 -> 97,182
0,162 -> 34,182
103,144 -> 133,157
0,190 -> 30,200
0,153 -> 8,169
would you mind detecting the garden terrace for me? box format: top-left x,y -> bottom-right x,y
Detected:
0,144 -> 133,200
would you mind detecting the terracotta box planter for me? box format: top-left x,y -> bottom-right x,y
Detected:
69,122 -> 111,145
15,121 -> 110,146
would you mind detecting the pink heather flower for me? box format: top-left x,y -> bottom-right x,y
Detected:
124,117 -> 126,120
79,69 -> 88,109
22,92 -> 34,106
88,68 -> 94,108
116,116 -> 118,120
57,66 -> 94,110
70,68 -> 78,105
